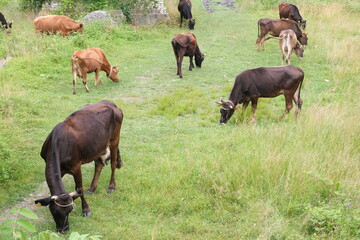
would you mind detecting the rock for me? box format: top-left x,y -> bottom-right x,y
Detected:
81,11 -> 117,24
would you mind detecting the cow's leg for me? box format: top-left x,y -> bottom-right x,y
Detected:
87,158 -> 104,194
72,167 -> 91,217
95,70 -> 100,88
179,14 -> 183,28
250,99 -> 258,123
81,73 -> 90,92
172,46 -> 180,76
286,49 -> 291,65
293,87 -> 303,117
72,68 -> 77,95
282,94 -> 294,120
189,56 -> 194,71
177,50 -> 185,78
107,145 -> 120,193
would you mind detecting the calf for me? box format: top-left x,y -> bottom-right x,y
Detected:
35,100 -> 124,233
217,65 -> 304,123
0,12 -> 12,29
266,29 -> 304,65
279,2 -> 306,30
256,18 -> 307,51
171,33 -> 204,78
178,0 -> 195,30
71,48 -> 119,94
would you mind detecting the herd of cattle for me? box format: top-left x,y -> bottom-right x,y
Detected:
1,0 -> 308,233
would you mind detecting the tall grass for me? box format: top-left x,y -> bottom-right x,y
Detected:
0,0 -> 359,239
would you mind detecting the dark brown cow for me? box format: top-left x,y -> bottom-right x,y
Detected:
0,12 -> 12,29
178,0 -> 195,30
34,15 -> 83,36
171,33 -> 204,78
256,18 -> 308,51
217,65 -> 304,124
35,100 -> 124,233
71,48 -> 119,94
279,2 -> 306,30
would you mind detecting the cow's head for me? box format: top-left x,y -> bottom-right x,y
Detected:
294,44 -> 304,58
76,23 -> 84,33
107,66 -> 119,82
35,192 -> 80,233
188,18 -> 195,30
217,99 -> 235,124
195,52 -> 204,68
299,33 -> 308,47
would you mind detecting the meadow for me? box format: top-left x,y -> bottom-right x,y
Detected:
0,0 -> 359,239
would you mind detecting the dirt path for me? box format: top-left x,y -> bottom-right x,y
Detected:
0,55 -> 12,67
203,0 -> 237,13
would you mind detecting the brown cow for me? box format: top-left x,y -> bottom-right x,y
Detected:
256,18 -> 307,51
266,29 -> 304,65
71,48 -> 119,94
217,65 -> 304,124
34,15 -> 83,36
171,33 -> 204,78
279,2 -> 306,30
34,100 -> 124,233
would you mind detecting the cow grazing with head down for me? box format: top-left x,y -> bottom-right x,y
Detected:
171,33 -> 204,78
217,65 -> 304,124
0,12 -> 12,29
178,0 -> 195,30
34,15 -> 83,36
266,29 -> 304,65
71,48 -> 119,94
256,18 -> 308,51
279,2 -> 306,30
34,100 -> 124,233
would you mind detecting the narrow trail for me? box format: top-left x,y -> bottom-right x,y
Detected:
202,0 -> 238,13
0,55 -> 12,67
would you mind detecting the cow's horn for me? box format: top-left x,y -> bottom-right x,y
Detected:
69,191 -> 78,197
51,195 -> 58,200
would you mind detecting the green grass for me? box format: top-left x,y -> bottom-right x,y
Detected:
1,0 -> 360,239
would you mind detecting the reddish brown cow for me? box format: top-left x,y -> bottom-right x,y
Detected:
256,18 -> 308,51
34,15 -> 83,36
71,48 -> 119,94
171,33 -> 204,78
35,100 -> 124,233
279,2 -> 306,30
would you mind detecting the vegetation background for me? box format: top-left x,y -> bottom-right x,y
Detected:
0,0 -> 359,239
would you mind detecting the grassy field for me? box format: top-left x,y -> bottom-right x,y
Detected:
0,0 -> 359,239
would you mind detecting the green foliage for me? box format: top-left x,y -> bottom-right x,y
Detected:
0,208 -> 102,240
19,0 -> 51,14
306,201 -> 360,238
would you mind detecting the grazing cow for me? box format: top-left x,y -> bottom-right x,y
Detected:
256,18 -> 307,51
217,65 -> 304,124
0,12 -> 12,29
71,48 -> 119,94
279,2 -> 306,30
171,33 -> 204,78
34,100 -> 124,233
34,15 -> 83,36
266,29 -> 304,65
178,0 -> 195,30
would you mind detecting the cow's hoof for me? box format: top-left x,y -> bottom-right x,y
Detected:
107,188 -> 115,194
86,189 -> 94,194
83,210 -> 91,217
179,75 -> 183,78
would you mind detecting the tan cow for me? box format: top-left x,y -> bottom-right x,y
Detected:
71,48 -> 119,94
34,15 -> 83,36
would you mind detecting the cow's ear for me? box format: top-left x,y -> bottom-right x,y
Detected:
79,23 -> 83,28
35,197 -> 52,207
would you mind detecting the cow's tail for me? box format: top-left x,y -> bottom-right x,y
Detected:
297,76 -> 304,110
116,149 -> 122,169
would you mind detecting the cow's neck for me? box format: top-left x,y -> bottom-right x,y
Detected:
46,160 -> 66,196
101,61 -> 112,77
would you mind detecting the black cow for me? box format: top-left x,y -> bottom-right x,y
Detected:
217,65 -> 304,124
178,0 -> 195,30
279,2 -> 306,30
0,12 -> 12,29
171,33 -> 204,78
34,100 -> 124,233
